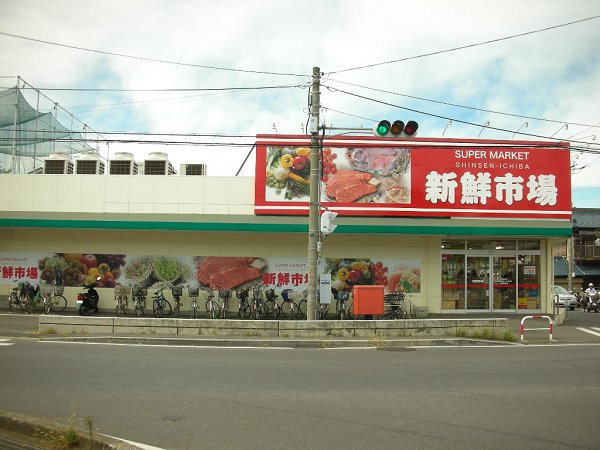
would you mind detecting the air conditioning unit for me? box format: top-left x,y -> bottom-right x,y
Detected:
75,152 -> 105,175
179,164 -> 207,176
143,152 -> 175,175
109,152 -> 139,175
44,153 -> 74,174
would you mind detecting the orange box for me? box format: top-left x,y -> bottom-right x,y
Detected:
352,285 -> 385,315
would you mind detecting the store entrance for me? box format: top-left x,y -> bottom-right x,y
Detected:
441,239 -> 541,313
465,256 -> 490,310
465,256 -> 518,310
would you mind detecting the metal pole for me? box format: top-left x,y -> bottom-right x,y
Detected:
11,77 -> 20,174
306,67 -> 321,321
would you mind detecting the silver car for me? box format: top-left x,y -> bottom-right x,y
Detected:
553,285 -> 577,310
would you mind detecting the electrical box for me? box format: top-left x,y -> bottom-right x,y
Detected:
352,285 -> 384,315
319,274 -> 332,304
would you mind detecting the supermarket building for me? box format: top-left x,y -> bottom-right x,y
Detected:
0,135 -> 572,314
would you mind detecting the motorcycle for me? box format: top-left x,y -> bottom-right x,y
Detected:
585,293 -> 599,313
76,276 -> 102,316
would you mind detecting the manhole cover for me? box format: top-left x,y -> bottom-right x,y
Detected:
162,415 -> 183,421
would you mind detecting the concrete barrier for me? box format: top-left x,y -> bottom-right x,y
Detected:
39,315 -> 507,338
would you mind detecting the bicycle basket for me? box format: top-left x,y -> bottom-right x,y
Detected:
264,288 -> 275,300
114,285 -> 129,296
219,290 -> 231,299
187,286 -> 199,297
171,286 -> 183,296
132,286 -> 143,296
54,285 -> 65,295
335,291 -> 350,301
384,292 -> 405,304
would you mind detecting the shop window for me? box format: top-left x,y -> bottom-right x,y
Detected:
518,240 -> 540,250
517,255 -> 540,309
441,239 -> 465,250
492,240 -> 516,250
441,254 -> 465,310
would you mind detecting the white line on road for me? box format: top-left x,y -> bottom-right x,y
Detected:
39,340 -> 296,350
100,433 -> 167,450
576,327 -> 600,337
0,338 -> 14,346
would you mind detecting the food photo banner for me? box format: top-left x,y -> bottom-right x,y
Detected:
254,137 -> 572,219
0,252 -> 420,295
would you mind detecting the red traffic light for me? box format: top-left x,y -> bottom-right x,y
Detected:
403,120 -> 419,137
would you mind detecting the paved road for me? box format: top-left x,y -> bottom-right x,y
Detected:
1,336 -> 600,449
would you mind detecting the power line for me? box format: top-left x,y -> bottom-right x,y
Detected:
0,31 -> 307,78
323,85 -> 600,148
11,83 -> 307,92
326,79 -> 600,129
328,15 -> 600,74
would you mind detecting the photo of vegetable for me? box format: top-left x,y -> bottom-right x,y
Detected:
265,146 -> 312,200
326,258 -> 420,293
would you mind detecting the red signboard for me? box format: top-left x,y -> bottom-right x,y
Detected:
254,135 -> 572,219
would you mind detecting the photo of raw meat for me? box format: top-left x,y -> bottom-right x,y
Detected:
325,170 -> 377,203
196,256 -> 265,289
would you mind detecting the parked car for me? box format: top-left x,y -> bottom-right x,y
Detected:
553,285 -> 577,310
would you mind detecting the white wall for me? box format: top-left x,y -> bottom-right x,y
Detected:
0,174 -> 255,215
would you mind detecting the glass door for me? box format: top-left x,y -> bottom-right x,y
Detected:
466,256 -> 490,310
492,256 -> 516,310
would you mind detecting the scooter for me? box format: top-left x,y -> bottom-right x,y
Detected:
585,293 -> 599,313
573,289 -> 584,309
77,276 -> 101,316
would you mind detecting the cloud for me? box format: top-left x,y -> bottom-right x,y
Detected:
1,0 -> 599,198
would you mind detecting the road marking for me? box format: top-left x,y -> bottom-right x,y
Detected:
576,327 -> 600,338
40,340 -> 296,350
100,433 -> 166,450
0,338 -> 14,346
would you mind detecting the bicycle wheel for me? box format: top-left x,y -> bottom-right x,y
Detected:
264,300 -> 279,319
337,301 -> 346,320
281,300 -> 291,316
51,295 -> 67,313
135,300 -> 143,317
116,296 -> 124,316
174,301 -> 180,318
298,300 -> 307,319
8,292 -> 18,312
21,294 -> 32,313
238,303 -> 251,319
347,302 -> 354,320
320,303 -> 329,320
161,299 -> 172,316
44,296 -> 51,314
219,303 -> 228,319
287,301 -> 299,320
258,301 -> 269,319
205,299 -> 219,319
190,300 -> 197,319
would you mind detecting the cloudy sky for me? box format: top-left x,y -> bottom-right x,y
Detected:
1,0 -> 598,207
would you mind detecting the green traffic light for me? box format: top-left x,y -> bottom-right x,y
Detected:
375,120 -> 391,136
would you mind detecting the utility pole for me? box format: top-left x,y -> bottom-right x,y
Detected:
306,67 -> 321,320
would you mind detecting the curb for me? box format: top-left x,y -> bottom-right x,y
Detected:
0,409 -> 134,449
38,335 -> 518,348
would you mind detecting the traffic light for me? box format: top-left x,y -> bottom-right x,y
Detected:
373,119 -> 419,138
320,211 -> 338,235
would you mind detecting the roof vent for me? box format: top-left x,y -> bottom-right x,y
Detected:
75,152 -> 105,175
110,152 -> 139,175
44,152 -> 74,174
144,152 -> 175,175
179,164 -> 207,176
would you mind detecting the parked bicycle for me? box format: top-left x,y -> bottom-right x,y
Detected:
280,289 -> 300,320
8,280 -> 35,313
250,285 -> 268,319
335,290 -> 351,320
203,287 -> 220,319
218,289 -> 232,319
187,284 -> 200,318
264,288 -> 282,319
237,287 -> 252,319
131,284 -> 147,317
152,286 -> 172,318
171,285 -> 184,318
115,285 -> 129,316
